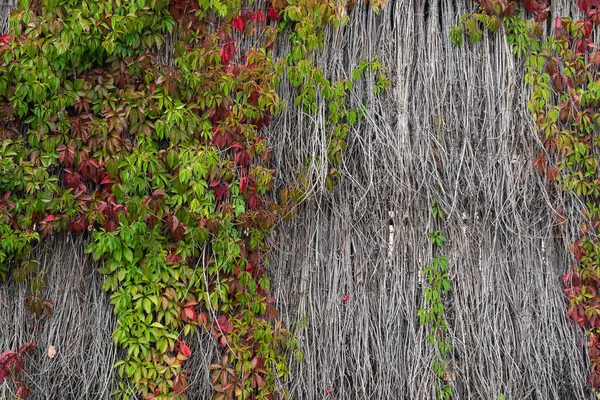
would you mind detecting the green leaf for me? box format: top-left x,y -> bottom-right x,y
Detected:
442,280 -> 451,292
157,337 -> 168,353
143,298 -> 152,314
123,246 -> 133,263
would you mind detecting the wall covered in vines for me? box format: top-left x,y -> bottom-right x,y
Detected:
1,0 -> 600,399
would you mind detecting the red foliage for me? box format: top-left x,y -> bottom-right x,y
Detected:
232,16 -> 245,32
215,315 -> 233,335
577,0 -> 600,12
210,180 -> 230,201
267,6 -> 281,21
251,11 -> 265,22
178,340 -> 192,358
220,41 -> 236,65
0,342 -> 34,399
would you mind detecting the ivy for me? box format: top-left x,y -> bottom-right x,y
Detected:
418,200 -> 453,400
278,0 -> 390,189
0,0 -> 389,399
0,342 -> 35,399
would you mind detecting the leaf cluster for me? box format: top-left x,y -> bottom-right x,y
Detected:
0,0 -> 389,399
418,212 -> 453,399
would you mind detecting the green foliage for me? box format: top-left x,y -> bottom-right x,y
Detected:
449,26 -> 464,47
417,202 -> 452,399
280,0 -> 390,189
0,0 -> 389,398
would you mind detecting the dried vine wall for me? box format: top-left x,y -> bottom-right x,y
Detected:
0,0 -> 596,399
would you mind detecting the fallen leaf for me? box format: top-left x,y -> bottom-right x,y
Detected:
48,346 -> 56,359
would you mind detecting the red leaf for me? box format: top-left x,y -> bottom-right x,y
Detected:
0,350 -> 15,360
523,0 -> 540,12
197,312 -> 208,326
79,159 -> 99,181
232,16 -> 244,32
239,176 -> 253,192
210,180 -> 229,201
104,219 -> 118,232
183,307 -> 195,321
173,374 -> 186,394
590,9 -> 600,25
212,132 -> 227,149
267,6 -> 281,21
584,20 -> 593,38
219,335 -> 227,347
0,367 -> 7,384
166,252 -> 182,264
0,34 -> 10,45
69,214 -> 90,234
342,295 -> 350,303
578,0 -> 591,12
57,145 -> 75,166
167,214 -> 179,232
173,224 -> 186,241
255,372 -> 266,387
13,356 -> 23,375
574,241 -> 584,261
216,315 -> 233,334
226,63 -> 240,76
179,341 -> 192,358
251,11 -> 265,22
15,383 -> 30,399
265,304 -> 278,321
252,357 -> 265,370
574,28 -> 591,57
64,169 -> 82,190
239,7 -> 253,22
248,89 -> 260,106
234,150 -> 252,167
248,195 -> 262,210
325,387 -> 333,393
220,41 -> 236,65
145,214 -> 158,230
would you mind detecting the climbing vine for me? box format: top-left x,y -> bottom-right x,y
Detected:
452,0 -> 600,390
0,0 -> 388,399
0,342 -> 35,399
418,201 -> 453,400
